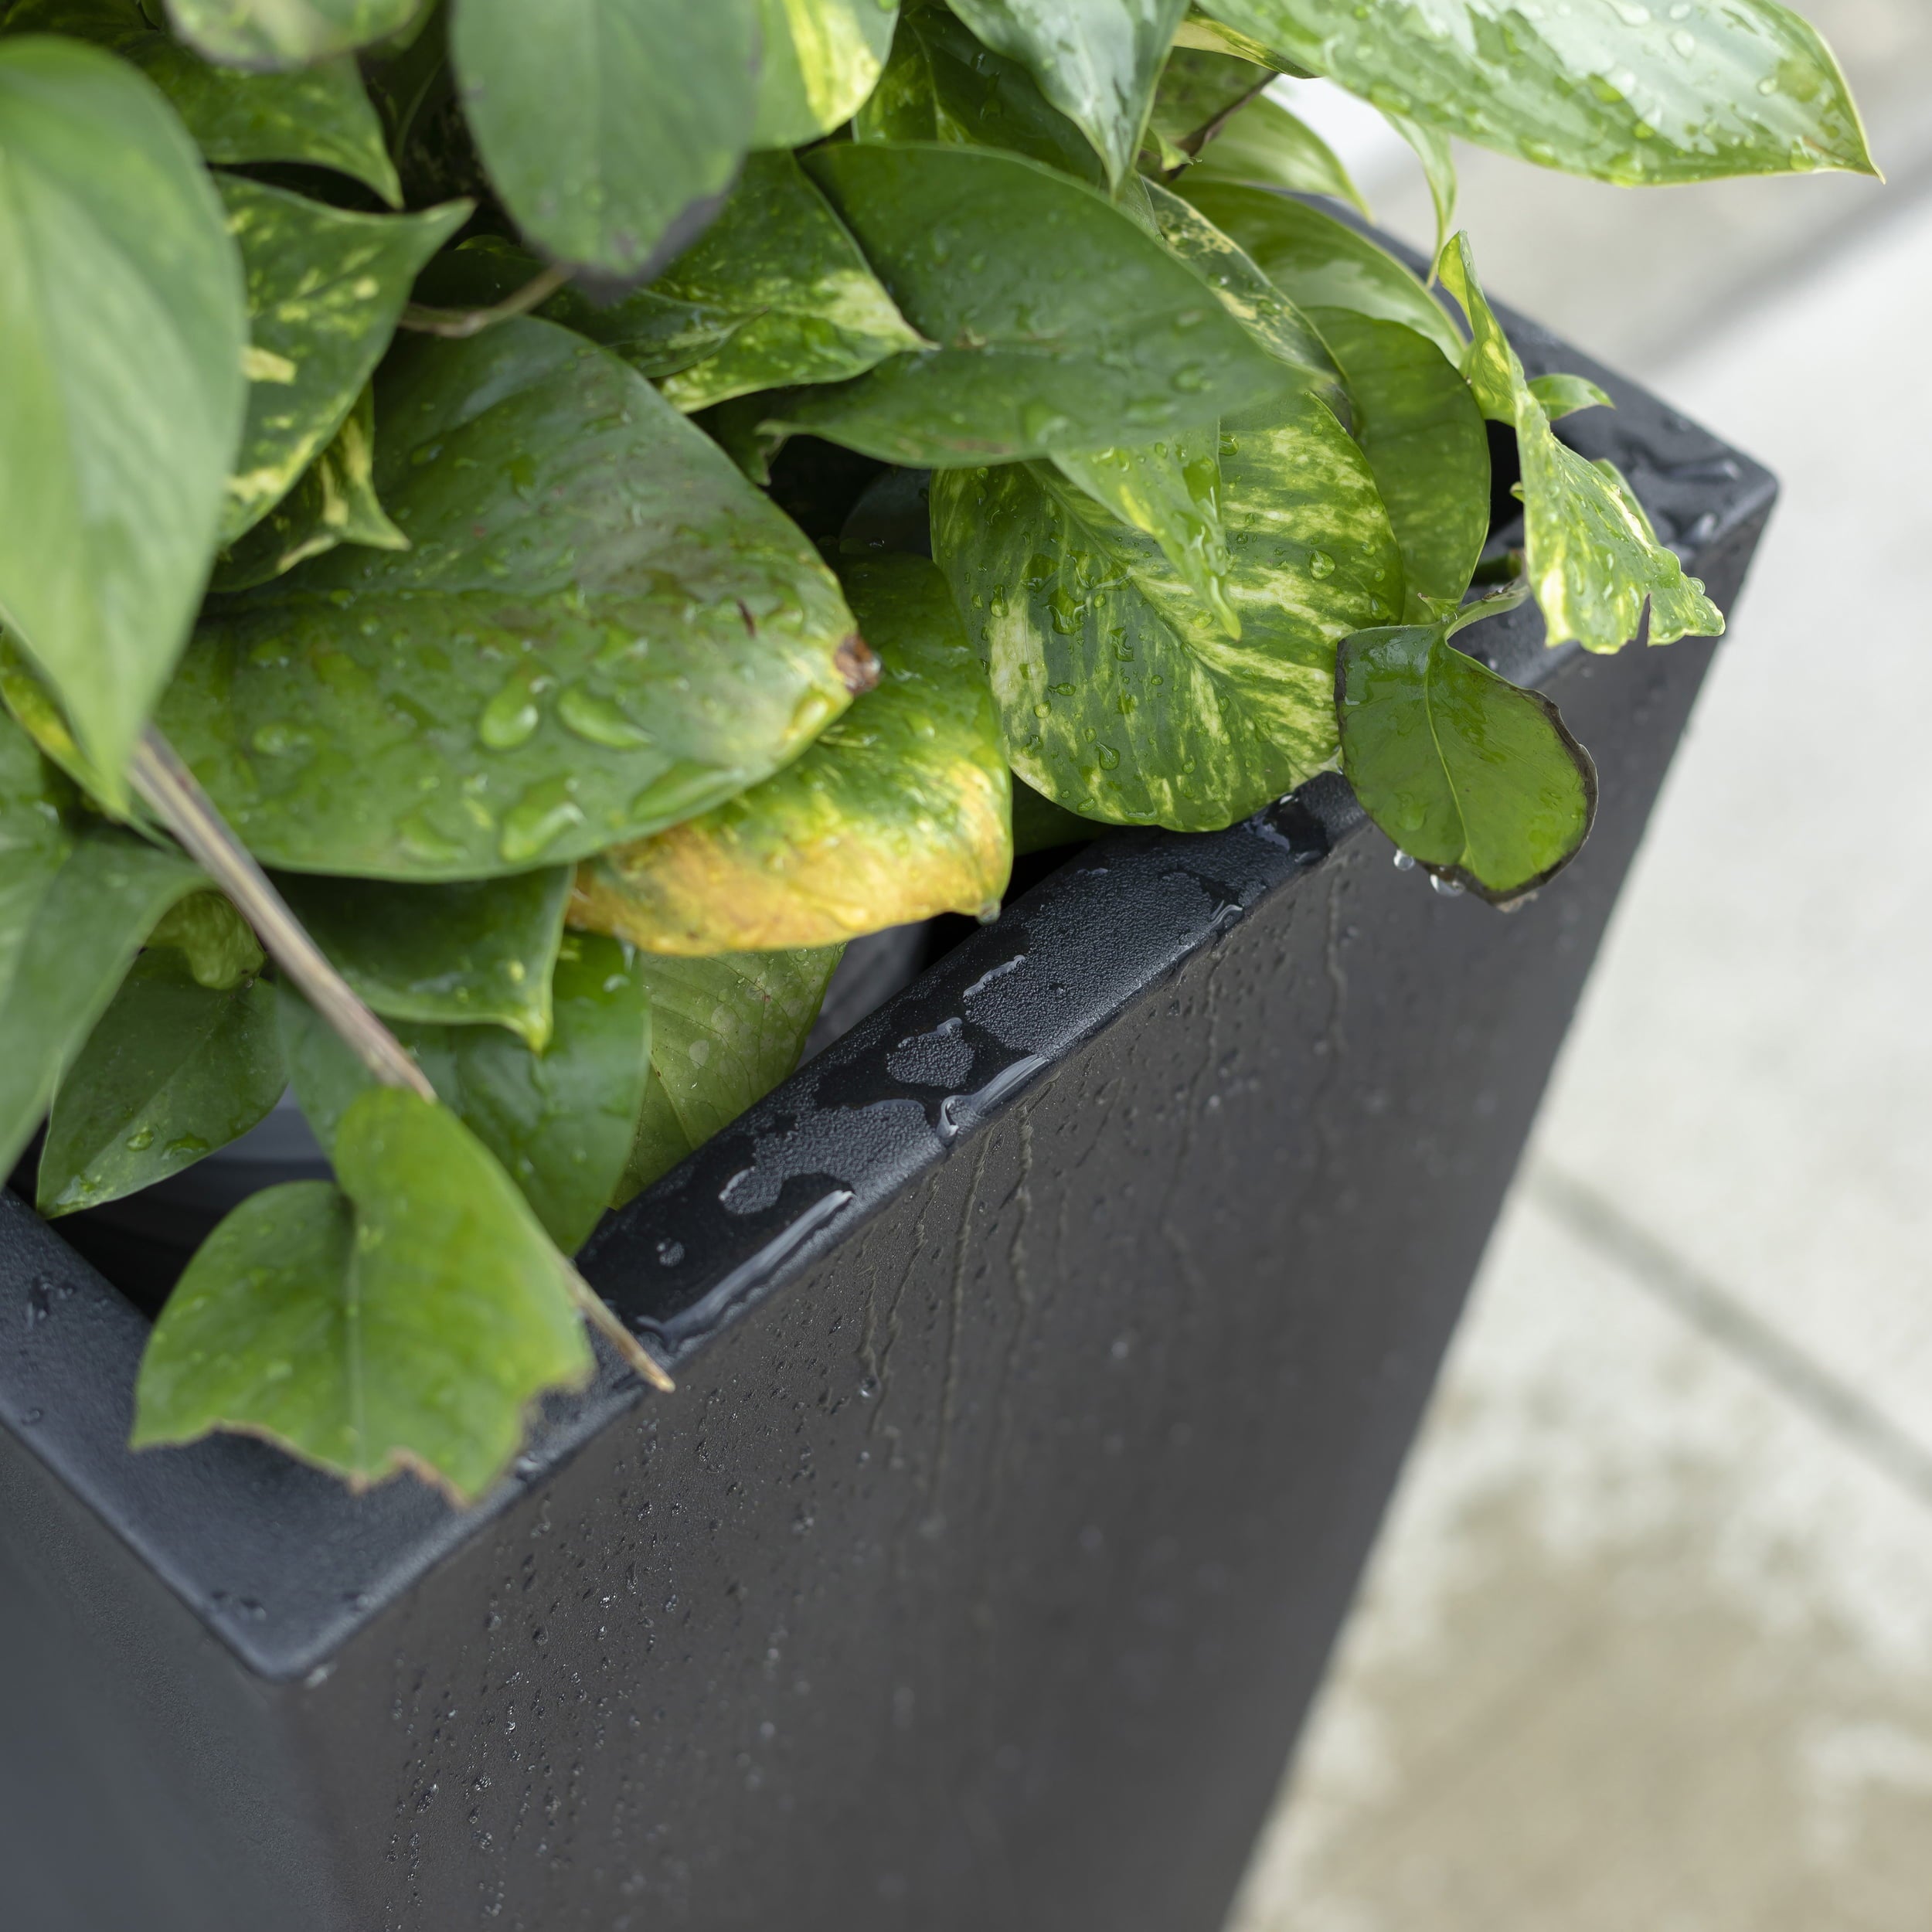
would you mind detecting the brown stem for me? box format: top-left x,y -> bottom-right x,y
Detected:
563,1265 -> 677,1393
128,730 -> 435,1100
397,264 -> 570,340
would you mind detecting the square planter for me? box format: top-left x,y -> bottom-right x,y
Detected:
0,301 -> 1773,1932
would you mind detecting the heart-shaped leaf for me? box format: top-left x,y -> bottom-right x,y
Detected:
0,36 -> 246,801
1194,0 -> 1872,183
753,0 -> 900,148
1337,620 -> 1596,901
776,142 -> 1294,464
219,179 -> 468,543
165,0 -> 426,71
37,950 -> 283,1216
932,383 -> 1403,829
571,553 -> 1012,952
131,1087 -> 594,1501
451,0 -> 758,284
161,320 -> 866,880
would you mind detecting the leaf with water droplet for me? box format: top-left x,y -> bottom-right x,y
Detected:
753,0 -> 901,148
163,320 -> 862,879
132,1088 -> 594,1502
572,554 -> 1011,953
1336,618 -> 1597,903
1190,0 -> 1872,183
164,0 -> 426,69
36,950 -> 283,1217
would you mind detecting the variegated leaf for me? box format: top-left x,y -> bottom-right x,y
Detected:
753,0 -> 900,147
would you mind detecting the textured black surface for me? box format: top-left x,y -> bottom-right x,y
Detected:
0,318 -> 1774,1930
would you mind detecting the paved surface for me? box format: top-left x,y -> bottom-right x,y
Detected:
1228,10 -> 1932,1927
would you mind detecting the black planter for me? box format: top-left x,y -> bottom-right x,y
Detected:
0,309 -> 1773,1932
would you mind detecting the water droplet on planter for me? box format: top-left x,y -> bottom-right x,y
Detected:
1430,874 -> 1465,897
1393,850 -> 1417,872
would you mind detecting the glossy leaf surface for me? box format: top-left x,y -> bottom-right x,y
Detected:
452,0 -> 758,283
38,950 -> 282,1216
219,179 -> 467,542
11,0 -> 401,201
277,866 -> 571,1047
1337,621 -> 1595,900
1439,236 -> 1723,652
281,933 -> 649,1250
1382,106 -> 1457,257
1529,372 -> 1614,421
1187,92 -> 1369,213
617,947 -> 839,1204
0,36 -> 246,799
0,715 -> 73,987
165,0 -> 423,69
163,321 -> 863,879
132,1088 -> 594,1501
932,384 -> 1403,828
572,554 -> 1011,953
948,0 -> 1190,187
148,889 -> 264,988
1195,0 -> 1872,182
781,142 -> 1294,463
1181,179 -> 1464,363
1314,310 -> 1487,616
753,0 -> 900,147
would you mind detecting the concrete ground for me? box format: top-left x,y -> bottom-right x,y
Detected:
1227,9 -> 1932,1928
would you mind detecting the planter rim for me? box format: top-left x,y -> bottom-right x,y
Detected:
0,303 -> 1776,1685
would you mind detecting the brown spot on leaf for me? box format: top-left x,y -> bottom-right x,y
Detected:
835,633 -> 880,695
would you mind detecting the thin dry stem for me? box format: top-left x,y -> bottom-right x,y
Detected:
563,1265 -> 677,1392
398,264 -> 570,340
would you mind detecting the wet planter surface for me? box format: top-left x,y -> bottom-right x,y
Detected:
0,308 -> 1773,1932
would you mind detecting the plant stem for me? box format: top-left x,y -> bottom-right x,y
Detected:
128,730 -> 435,1100
563,1265 -> 677,1393
398,265 -> 570,340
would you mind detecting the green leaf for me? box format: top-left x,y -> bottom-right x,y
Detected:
571,553 -> 1012,952
775,142 -> 1294,464
947,0 -> 1190,188
219,177 -> 468,543
0,828 -> 206,1175
451,0 -> 758,284
211,382 -> 409,593
1170,9 -> 1308,73
1011,770 -> 1098,854
549,151 -> 924,413
1529,371 -> 1614,422
753,0 -> 900,147
36,950 -> 282,1216
276,866 -> 572,1048
1312,310 -> 1487,617
131,1087 -> 594,1501
148,889 -> 264,988
0,36 -> 247,802
931,382 -> 1403,830
1147,46 -> 1267,157
163,0 -> 424,70
1179,178 -> 1464,364
9,0 -> 401,202
161,319 -> 866,879
280,932 -> 649,1251
1185,91 -> 1372,215
1382,107 -> 1457,260
1438,235 -> 1723,653
1337,621 -> 1596,902
616,947 -> 840,1204
1193,0 -> 1873,183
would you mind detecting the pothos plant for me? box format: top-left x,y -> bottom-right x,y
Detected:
0,0 -> 1867,1500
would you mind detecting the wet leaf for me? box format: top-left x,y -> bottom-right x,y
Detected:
280,933 -> 649,1251
1337,620 -> 1596,901
753,0 -> 900,147
948,0 -> 1190,188
9,0 -> 400,201
148,890 -> 264,988
932,383 -> 1403,830
0,829 -> 206,1176
1180,179 -> 1464,364
165,0 -> 424,68
550,151 -> 924,413
162,319 -> 863,880
218,178 -> 467,543
571,553 -> 1011,952
616,947 -> 840,1204
1170,9 -> 1308,73
37,951 -> 282,1216
1193,0 -> 1874,184
1439,236 -> 1723,653
451,0 -> 758,284
276,866 -> 572,1048
0,36 -> 246,803
212,383 -> 409,594
1314,310 -> 1488,617
1529,372 -> 1614,422
1185,91 -> 1369,214
131,1087 -> 594,1501
776,142 -> 1294,464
